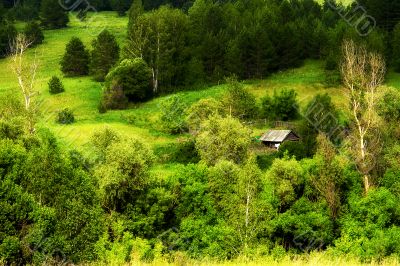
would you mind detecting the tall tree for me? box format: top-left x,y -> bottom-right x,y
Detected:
127,0 -> 144,29
341,40 -> 386,194
39,0 -> 69,29
90,30 -> 120,81
61,37 -> 90,76
10,34 -> 38,134
125,6 -> 189,93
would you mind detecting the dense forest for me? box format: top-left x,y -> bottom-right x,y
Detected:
2,0 -> 400,265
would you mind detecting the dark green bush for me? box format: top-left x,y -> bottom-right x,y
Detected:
105,58 -> 152,102
261,89 -> 299,121
277,141 -> 307,160
23,21 -> 44,46
56,108 -> 75,124
48,76 -> 65,94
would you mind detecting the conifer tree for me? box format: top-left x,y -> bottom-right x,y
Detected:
39,0 -> 69,29
23,21 -> 44,46
61,37 -> 90,76
90,30 -> 120,81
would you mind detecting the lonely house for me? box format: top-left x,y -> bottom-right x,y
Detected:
260,130 -> 300,150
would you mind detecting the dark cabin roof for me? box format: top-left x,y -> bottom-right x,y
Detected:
260,130 -> 299,143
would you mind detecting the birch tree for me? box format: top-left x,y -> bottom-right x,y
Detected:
10,33 -> 38,134
125,6 -> 189,93
341,39 -> 386,194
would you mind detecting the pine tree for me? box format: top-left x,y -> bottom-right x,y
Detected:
23,21 -> 44,46
40,0 -> 69,29
48,76 -> 65,94
90,30 -> 120,81
60,37 -> 90,76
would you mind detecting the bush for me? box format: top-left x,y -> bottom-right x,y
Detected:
185,98 -> 225,133
48,76 -> 64,94
60,37 -> 90,76
159,95 -> 188,134
23,21 -> 44,46
106,59 -> 152,102
261,89 -> 299,121
56,108 -> 75,124
277,141 -> 307,160
99,81 -> 128,112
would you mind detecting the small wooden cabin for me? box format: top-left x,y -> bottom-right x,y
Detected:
260,130 -> 300,150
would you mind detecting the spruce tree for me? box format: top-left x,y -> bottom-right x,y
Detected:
39,0 -> 69,29
24,21 -> 44,46
48,76 -> 65,94
90,30 -> 120,81
61,37 -> 90,76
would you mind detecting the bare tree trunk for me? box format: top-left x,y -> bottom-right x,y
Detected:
10,34 -> 38,134
340,40 -> 385,194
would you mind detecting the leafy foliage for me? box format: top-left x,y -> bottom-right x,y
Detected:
222,77 -> 258,119
106,59 -> 152,102
56,108 -> 75,124
195,116 -> 251,166
159,95 -> 187,134
261,89 -> 299,121
99,80 -> 128,112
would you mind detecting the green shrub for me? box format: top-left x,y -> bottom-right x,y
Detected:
56,108 -> 75,124
277,141 -> 307,160
159,95 -> 188,134
261,89 -> 299,121
48,76 -> 65,94
99,80 -> 128,112
0,22 -> 17,58
105,59 -> 152,102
